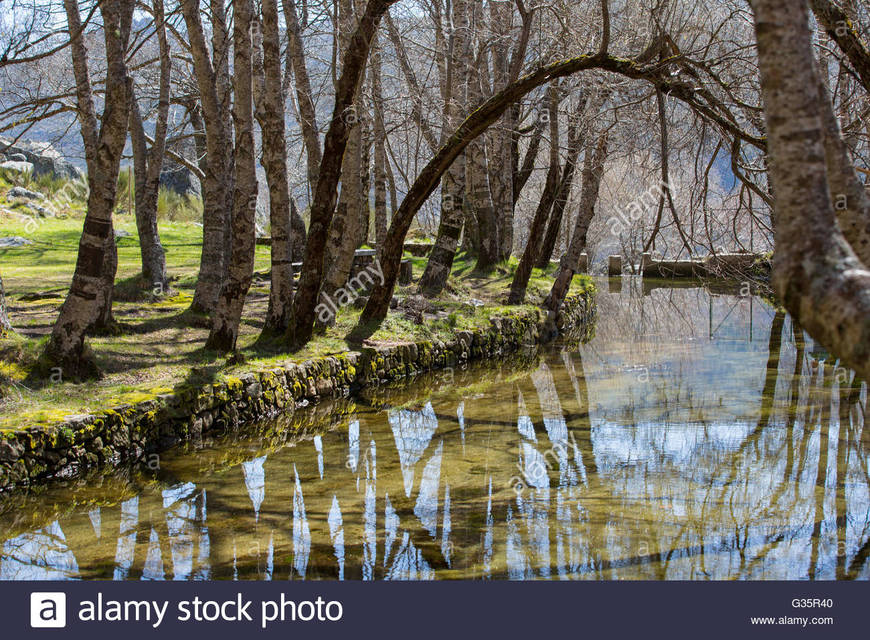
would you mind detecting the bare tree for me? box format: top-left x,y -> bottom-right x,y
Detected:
256,0 -> 296,336
544,130 -> 608,320
508,83 -> 564,303
129,0 -> 170,293
418,0 -> 472,296
206,0 -> 259,351
370,33 -> 389,258
750,0 -> 870,378
181,0 -> 234,314
289,0 -> 399,349
810,0 -> 870,92
42,0 -> 134,378
282,0 -> 322,191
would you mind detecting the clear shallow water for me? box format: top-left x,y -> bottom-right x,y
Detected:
1,278 -> 868,580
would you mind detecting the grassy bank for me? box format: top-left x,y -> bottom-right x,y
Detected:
0,175 -> 593,432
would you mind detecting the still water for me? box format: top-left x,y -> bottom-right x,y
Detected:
1,278 -> 868,580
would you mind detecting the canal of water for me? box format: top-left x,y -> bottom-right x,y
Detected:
1,278 -> 867,580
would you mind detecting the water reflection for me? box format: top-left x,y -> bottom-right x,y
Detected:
1,278 -> 868,580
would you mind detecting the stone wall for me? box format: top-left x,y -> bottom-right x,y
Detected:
0,292 -> 595,491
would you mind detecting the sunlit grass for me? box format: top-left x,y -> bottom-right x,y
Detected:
0,176 -> 593,431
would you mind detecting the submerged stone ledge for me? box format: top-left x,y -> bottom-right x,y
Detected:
0,292 -> 595,491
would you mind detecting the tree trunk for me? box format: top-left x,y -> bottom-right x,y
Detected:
371,35 -> 389,260
535,94 -> 606,269
751,0 -> 870,379
359,111 -> 373,247
418,0 -> 471,297
282,0 -> 322,191
206,0 -> 258,352
350,55 -> 645,341
509,85 -> 563,304
809,0 -> 870,92
816,70 -> 870,267
320,0 -> 367,313
93,234 -> 118,330
256,0 -> 296,336
289,0 -> 398,349
535,109 -> 585,269
0,270 -> 12,336
488,0 -> 516,262
181,0 -> 233,314
43,0 -> 134,379
130,102 -> 168,292
385,10 -> 439,153
211,0 -> 235,271
467,56 -> 499,272
128,0 -> 170,293
543,132 -> 608,322
513,108 -> 547,206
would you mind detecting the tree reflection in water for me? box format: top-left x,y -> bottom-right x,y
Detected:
1,279 -> 867,580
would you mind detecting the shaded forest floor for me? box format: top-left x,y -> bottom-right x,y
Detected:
0,185 -> 592,431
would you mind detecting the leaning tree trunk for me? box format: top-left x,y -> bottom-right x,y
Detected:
750,0 -> 870,379
43,0 -> 133,379
543,132 -> 608,323
810,0 -> 870,93
205,0 -> 258,352
534,117 -> 583,269
816,70 -> 870,267
509,85 -> 563,304
536,96 -> 596,268
349,55 -> 647,342
319,111 -> 363,309
128,0 -> 170,293
181,0 -> 233,314
289,0 -> 398,349
256,0 -> 296,336
0,270 -> 12,336
513,105 -> 547,207
418,0 -> 471,297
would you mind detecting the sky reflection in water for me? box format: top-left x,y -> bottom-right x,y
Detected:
1,278 -> 868,580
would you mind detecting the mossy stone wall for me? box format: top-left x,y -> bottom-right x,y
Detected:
0,293 -> 594,490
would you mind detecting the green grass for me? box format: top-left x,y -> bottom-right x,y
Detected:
0,176 -> 593,432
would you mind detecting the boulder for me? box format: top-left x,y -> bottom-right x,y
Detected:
22,202 -> 52,218
0,236 -> 33,248
0,161 -> 34,175
8,153 -> 27,162
159,159 -> 201,198
8,186 -> 45,201
0,137 -> 83,181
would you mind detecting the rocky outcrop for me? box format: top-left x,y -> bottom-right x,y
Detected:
7,186 -> 45,201
158,158 -> 201,198
0,161 -> 34,175
0,138 -> 83,181
0,292 -> 595,491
